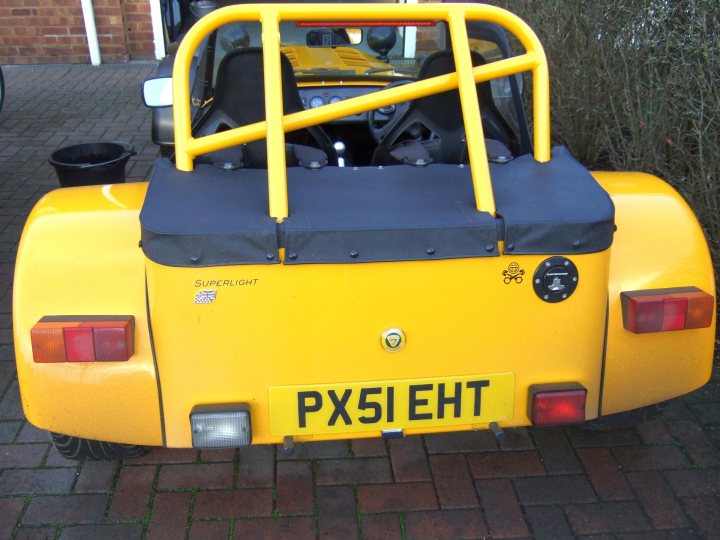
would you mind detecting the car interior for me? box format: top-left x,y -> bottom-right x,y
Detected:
181,20 -> 530,171
194,47 -> 338,169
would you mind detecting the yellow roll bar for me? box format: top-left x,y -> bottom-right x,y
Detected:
172,3 -> 550,220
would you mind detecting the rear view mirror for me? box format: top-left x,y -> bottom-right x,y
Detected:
306,28 -> 362,47
142,77 -> 173,108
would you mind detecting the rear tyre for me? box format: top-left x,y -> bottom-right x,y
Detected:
583,402 -> 669,430
50,432 -> 149,460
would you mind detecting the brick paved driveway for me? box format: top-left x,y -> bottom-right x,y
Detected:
0,64 -> 718,539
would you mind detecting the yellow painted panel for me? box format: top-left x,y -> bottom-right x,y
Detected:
148,250 -> 610,446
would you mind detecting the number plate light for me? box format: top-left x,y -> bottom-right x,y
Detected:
190,404 -> 252,448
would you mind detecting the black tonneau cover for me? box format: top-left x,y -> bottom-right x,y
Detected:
140,147 -> 614,267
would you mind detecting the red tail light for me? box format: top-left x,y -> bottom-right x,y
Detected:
530,386 -> 587,426
64,326 -> 96,362
621,287 -> 714,334
31,316 -> 134,363
295,21 -> 437,27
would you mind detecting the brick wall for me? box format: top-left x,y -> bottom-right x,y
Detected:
0,0 -> 155,65
123,0 -> 155,60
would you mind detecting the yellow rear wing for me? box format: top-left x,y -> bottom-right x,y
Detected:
171,3 -> 550,219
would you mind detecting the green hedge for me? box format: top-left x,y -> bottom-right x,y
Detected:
486,0 -> 719,266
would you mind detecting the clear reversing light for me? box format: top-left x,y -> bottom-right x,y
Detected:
190,404 -> 252,448
621,287 -> 714,334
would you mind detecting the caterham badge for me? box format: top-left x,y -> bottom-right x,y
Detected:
381,328 -> 406,352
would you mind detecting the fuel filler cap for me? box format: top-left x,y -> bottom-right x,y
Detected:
533,257 -> 579,303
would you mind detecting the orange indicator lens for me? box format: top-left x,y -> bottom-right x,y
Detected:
685,292 -> 715,329
31,323 -> 70,363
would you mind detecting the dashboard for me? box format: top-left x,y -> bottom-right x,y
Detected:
297,85 -> 395,123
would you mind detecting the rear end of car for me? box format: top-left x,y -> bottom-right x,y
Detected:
138,2 -> 692,449
13,3 -> 715,453
140,152 -> 615,447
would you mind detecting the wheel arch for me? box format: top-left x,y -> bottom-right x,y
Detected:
13,183 -> 163,446
595,171 -> 716,415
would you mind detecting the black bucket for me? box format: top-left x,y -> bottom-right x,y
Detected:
49,142 -> 136,187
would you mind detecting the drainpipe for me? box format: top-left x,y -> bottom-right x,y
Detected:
402,0 -> 418,59
149,0 -> 167,59
80,0 -> 101,66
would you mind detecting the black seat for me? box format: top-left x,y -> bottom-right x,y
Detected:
195,47 -> 337,168
371,50 -> 516,165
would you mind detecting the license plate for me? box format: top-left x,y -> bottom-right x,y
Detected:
269,372 -> 515,436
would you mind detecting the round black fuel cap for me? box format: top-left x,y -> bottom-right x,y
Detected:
533,257 -> 579,303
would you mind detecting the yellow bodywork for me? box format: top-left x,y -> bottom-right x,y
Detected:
12,3 -> 715,448
13,173 -> 714,446
282,45 -> 394,75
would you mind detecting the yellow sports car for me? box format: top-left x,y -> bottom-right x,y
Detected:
13,2 -> 715,459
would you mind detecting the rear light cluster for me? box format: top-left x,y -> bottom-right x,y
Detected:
621,287 -> 714,334
31,316 -> 134,363
530,386 -> 587,426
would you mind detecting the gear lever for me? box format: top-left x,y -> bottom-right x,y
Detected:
333,141 -> 346,167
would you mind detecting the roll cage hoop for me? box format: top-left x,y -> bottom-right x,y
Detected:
171,3 -> 550,219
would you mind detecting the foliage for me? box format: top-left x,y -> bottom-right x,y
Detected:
486,0 -> 720,265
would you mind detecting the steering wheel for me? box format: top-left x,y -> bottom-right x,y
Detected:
368,80 -> 413,143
